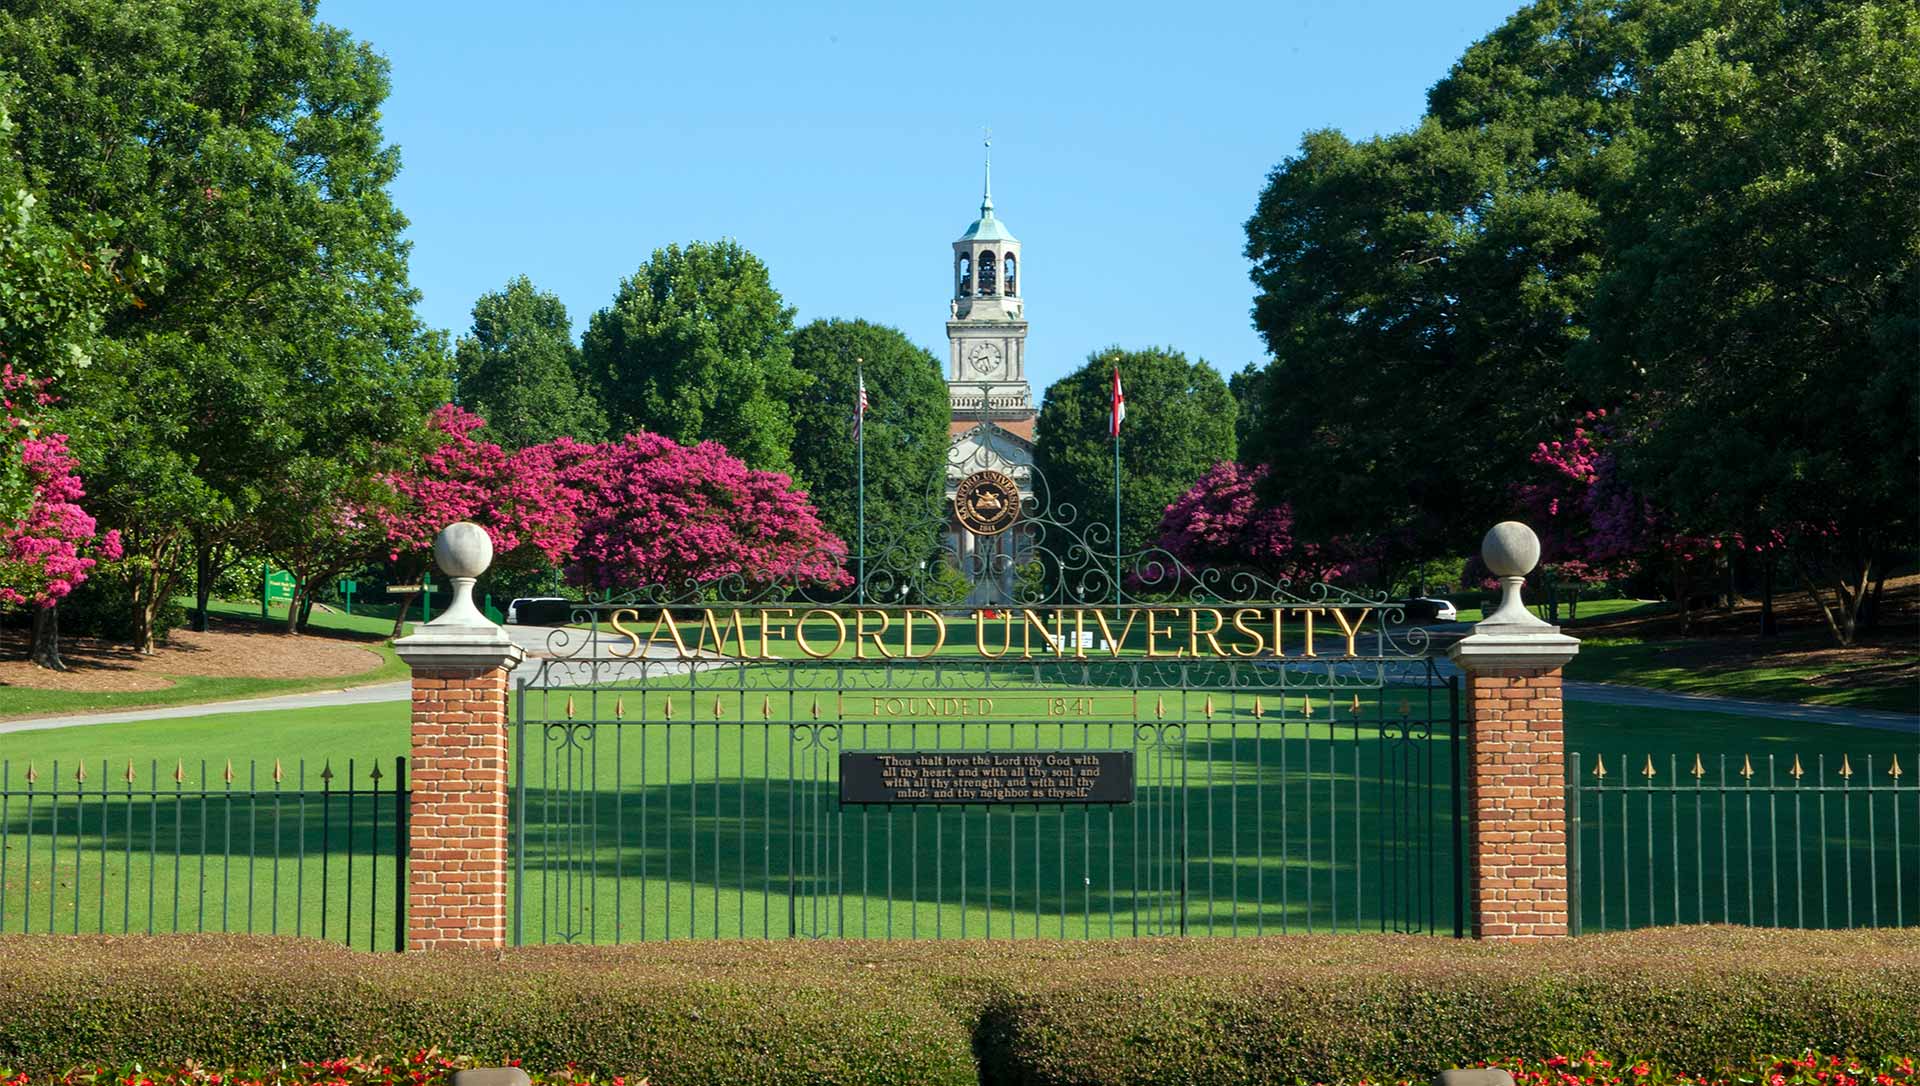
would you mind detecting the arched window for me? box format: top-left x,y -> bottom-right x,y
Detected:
1003,253 -> 1017,296
957,255 -> 972,296
978,250 -> 997,295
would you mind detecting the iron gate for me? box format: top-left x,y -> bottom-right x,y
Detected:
509,441 -> 1464,942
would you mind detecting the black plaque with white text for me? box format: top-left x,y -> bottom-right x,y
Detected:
840,750 -> 1135,806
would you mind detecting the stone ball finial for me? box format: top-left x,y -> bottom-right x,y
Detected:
1482,521 -> 1541,579
433,521 -> 493,580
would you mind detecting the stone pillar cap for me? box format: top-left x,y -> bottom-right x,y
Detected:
1448,520 -> 1578,672
395,522 -> 526,672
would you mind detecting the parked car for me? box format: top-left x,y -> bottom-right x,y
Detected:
506,597 -> 575,625
1402,597 -> 1460,623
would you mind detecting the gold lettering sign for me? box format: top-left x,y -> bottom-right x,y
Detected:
953,470 -> 1020,535
609,606 -> 1379,661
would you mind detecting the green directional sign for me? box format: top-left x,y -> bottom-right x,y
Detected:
261,563 -> 295,620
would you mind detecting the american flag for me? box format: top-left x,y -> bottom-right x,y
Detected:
1110,364 -> 1126,438
854,365 -> 869,440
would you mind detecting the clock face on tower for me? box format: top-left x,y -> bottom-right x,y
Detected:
968,341 -> 1002,376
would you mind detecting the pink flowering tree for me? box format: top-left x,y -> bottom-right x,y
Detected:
566,433 -> 849,595
1152,462 -> 1348,588
1,431 -> 122,668
380,406 -> 849,598
1518,408 -> 1763,631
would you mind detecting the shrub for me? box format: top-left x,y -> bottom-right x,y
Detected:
0,929 -> 1913,1086
970,930 -> 1920,1085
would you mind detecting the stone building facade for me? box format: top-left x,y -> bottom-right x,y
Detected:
944,143 -> 1038,605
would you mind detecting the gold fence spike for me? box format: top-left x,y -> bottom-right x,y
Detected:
565,695 -> 576,720
663,696 -> 675,720
810,696 -> 821,721
761,696 -> 773,721
173,760 -> 185,784
1790,754 -> 1804,780
1350,695 -> 1362,718
1154,695 -> 1165,720
1642,754 -> 1656,779
272,759 -> 284,784
125,759 -> 137,784
25,763 -> 37,784
1303,696 -> 1314,719
1252,697 -> 1264,719
223,758 -> 234,784
713,695 -> 724,720
1740,755 -> 1754,780
1204,695 -> 1215,719
1691,754 -> 1705,779
76,761 -> 87,782
1890,754 -> 1903,780
614,696 -> 626,720
1839,754 -> 1853,779
1593,758 -> 1607,780
1398,698 -> 1411,718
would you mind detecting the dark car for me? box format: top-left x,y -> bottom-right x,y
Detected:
506,597 -> 576,625
1401,597 -> 1460,623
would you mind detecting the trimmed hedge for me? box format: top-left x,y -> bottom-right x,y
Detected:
0,929 -> 1914,1086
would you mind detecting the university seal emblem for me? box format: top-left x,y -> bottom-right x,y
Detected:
953,469 -> 1021,536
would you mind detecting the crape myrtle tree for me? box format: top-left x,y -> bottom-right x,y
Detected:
381,406 -> 849,597
1034,347 -> 1236,559
1572,0 -> 1920,647
1152,461 -> 1348,587
583,241 -> 809,477
455,276 -> 606,449
787,319 -> 950,579
0,0 -> 450,651
0,89 -> 121,667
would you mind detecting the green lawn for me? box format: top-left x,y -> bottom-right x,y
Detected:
0,675 -> 1911,946
1566,637 -> 1920,713
0,600 -> 409,721
1453,597 -> 1667,624
0,642 -> 407,721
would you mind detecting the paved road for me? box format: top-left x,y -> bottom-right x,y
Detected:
4,632 -> 1914,735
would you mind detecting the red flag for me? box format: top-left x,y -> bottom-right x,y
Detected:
1110,365 -> 1126,438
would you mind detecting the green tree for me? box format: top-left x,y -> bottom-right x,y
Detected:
1034,347 -> 1236,558
582,241 -> 806,475
787,319 -> 949,583
1227,363 -> 1269,457
1576,0 -> 1920,645
0,0 -> 450,649
455,276 -> 604,449
1242,0 -> 1642,568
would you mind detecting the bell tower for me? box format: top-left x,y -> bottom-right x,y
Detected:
947,136 -> 1034,429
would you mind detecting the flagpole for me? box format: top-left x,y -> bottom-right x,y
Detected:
856,360 -> 866,606
1112,425 -> 1121,607
1111,360 -> 1123,608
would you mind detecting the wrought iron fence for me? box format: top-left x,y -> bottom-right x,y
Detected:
510,665 -> 1464,943
1569,749 -> 1918,932
0,757 -> 406,951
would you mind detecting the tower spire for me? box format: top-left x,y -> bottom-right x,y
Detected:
981,128 -> 993,215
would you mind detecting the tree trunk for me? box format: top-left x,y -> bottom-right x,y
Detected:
1675,560 -> 1691,636
1760,558 -> 1776,637
390,595 -> 410,640
1796,554 -> 1871,648
284,585 -> 303,634
1862,565 -> 1888,631
194,539 -> 214,632
1723,552 -> 1738,613
29,605 -> 65,671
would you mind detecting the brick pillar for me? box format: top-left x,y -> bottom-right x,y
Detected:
1448,522 -> 1579,941
393,523 -> 525,951
404,663 -> 516,949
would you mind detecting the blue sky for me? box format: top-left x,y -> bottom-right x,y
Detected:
323,0 -> 1525,394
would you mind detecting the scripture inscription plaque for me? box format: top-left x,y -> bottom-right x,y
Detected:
840,750 -> 1135,806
